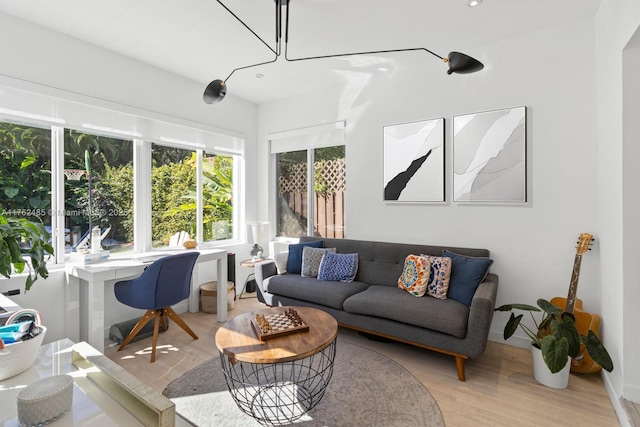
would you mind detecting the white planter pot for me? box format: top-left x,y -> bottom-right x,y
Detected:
530,343 -> 570,389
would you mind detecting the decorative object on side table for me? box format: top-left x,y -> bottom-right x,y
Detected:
248,221 -> 269,260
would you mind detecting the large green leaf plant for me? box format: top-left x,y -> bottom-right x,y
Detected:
0,214 -> 54,292
495,299 -> 613,374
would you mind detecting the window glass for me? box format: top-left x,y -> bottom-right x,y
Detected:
277,150 -> 308,237
203,152 -> 234,242
276,146 -> 346,239
151,144 -> 196,248
313,146 -> 346,238
0,120 -> 52,228
64,130 -> 133,253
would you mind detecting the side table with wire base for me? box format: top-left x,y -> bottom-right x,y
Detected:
238,259 -> 261,299
215,307 -> 338,426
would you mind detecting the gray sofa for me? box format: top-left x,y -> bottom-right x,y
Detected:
254,236 -> 498,381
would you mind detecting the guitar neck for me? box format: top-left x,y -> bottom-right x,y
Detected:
565,253 -> 583,315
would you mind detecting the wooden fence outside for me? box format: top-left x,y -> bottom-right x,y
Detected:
279,158 -> 345,238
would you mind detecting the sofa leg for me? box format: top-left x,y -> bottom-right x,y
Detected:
455,356 -> 466,381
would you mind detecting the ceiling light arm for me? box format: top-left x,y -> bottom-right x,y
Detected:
203,54 -> 278,104
282,1 -> 481,74
216,0 -> 278,56
284,46 -> 447,64
224,56 -> 278,83
280,1 -> 445,63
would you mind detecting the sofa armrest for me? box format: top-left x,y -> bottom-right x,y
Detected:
254,259 -> 277,296
464,273 -> 499,357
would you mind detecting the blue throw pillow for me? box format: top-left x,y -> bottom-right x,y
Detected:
318,252 -> 359,282
443,250 -> 493,307
286,240 -> 323,274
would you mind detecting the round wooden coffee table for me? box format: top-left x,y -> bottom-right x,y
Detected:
215,306 -> 338,426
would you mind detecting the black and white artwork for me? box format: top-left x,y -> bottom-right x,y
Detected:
383,118 -> 444,202
453,106 -> 526,202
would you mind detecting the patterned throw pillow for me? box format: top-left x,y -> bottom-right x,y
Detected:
317,252 -> 359,282
421,255 -> 452,299
301,247 -> 336,277
397,255 -> 430,297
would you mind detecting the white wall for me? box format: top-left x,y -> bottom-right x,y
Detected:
0,272 -> 68,343
0,12 -> 260,342
596,0 -> 640,413
258,16 -> 599,345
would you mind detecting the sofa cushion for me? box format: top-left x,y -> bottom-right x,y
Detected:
301,247 -> 336,278
287,240 -> 323,274
318,252 -> 359,282
267,274 -> 369,310
443,250 -> 493,307
343,285 -> 469,338
423,255 -> 452,300
397,255 -> 430,297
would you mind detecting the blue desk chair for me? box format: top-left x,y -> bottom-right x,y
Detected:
114,252 -> 200,362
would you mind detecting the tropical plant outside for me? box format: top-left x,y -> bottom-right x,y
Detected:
0,120 -> 234,262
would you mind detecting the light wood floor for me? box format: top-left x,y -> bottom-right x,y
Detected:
104,297 -> 621,426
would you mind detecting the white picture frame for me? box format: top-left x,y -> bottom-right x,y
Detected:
383,118 -> 445,202
453,106 -> 527,203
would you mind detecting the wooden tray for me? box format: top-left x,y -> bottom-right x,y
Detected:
250,309 -> 309,341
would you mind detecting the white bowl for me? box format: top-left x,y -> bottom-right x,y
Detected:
0,325 -> 46,381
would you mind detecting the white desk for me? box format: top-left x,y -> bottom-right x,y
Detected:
65,248 -> 227,352
0,339 -> 180,426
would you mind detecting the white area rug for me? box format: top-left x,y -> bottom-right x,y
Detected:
163,341 -> 445,426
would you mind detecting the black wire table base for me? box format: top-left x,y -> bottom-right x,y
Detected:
219,339 -> 337,426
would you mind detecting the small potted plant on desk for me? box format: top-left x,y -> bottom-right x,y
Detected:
0,214 -> 54,292
495,299 -> 613,389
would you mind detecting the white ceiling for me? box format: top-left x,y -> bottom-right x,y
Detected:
0,0 -> 599,104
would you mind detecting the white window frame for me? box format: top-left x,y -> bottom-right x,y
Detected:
269,121 -> 346,239
0,77 -> 245,260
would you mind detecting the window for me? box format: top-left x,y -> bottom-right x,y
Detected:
203,152 -> 234,242
0,120 -> 52,228
0,82 -> 243,257
271,122 -> 346,239
151,144 -> 197,248
151,146 -> 235,248
64,129 -> 133,253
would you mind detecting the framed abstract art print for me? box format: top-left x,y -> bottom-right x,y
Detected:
383,118 -> 445,202
453,106 -> 527,203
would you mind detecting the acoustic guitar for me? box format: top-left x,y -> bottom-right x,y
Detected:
550,233 -> 602,374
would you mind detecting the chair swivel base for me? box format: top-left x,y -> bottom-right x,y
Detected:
117,307 -> 198,362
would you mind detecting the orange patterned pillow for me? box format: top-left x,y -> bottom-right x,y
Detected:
398,255 -> 430,297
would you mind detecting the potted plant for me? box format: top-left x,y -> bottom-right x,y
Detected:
495,298 -> 613,387
0,214 -> 54,292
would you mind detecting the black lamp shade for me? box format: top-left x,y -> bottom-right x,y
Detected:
203,79 -> 227,104
446,52 -> 484,75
